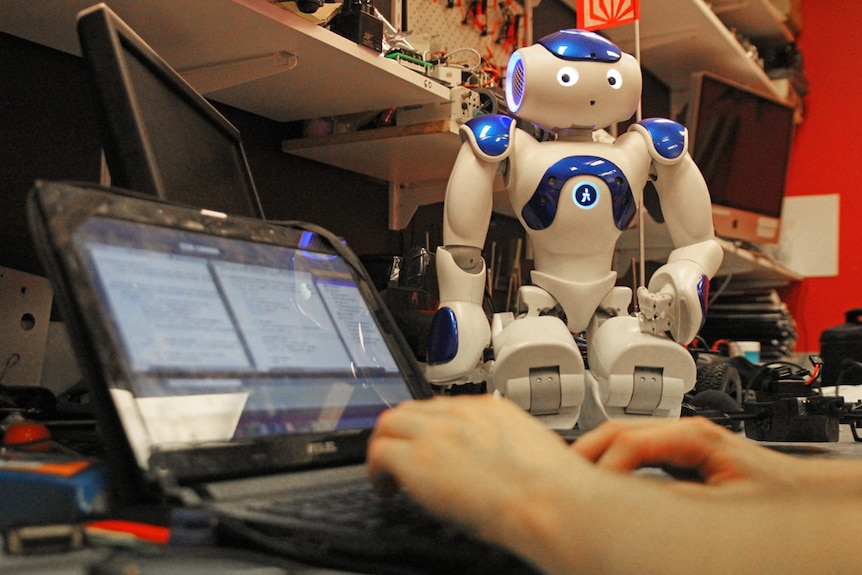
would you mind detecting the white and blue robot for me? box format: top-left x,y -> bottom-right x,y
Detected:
425,29 -> 724,430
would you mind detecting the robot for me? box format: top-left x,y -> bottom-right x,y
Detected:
425,29 -> 724,430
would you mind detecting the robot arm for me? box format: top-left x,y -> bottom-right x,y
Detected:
638,239 -> 723,344
426,116 -> 514,384
629,119 -> 724,344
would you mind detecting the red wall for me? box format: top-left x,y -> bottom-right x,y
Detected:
782,1 -> 862,351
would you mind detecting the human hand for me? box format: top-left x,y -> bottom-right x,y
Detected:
367,395 -> 579,544
572,416 -> 795,489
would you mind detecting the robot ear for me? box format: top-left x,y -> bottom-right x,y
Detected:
620,52 -> 642,76
620,53 -> 643,92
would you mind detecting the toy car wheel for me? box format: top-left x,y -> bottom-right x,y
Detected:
695,361 -> 743,406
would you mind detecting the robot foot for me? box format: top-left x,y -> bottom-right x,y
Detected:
489,314 -> 586,429
579,315 -> 697,431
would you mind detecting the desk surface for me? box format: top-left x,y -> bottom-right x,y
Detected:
3,428 -> 861,574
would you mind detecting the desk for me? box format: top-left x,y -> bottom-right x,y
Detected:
0,543 -> 365,574
3,408 -> 862,574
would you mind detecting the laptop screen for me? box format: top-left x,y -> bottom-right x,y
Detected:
77,4 -> 266,219
71,214 -> 415,472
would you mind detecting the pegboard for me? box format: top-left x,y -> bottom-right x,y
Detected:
404,0 -> 530,88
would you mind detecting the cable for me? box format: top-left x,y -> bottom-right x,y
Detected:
0,353 -> 21,385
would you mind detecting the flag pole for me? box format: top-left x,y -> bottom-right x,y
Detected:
635,16 -> 646,293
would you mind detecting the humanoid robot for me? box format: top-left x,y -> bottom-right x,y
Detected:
425,29 -> 724,430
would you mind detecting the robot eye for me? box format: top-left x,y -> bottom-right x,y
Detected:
607,69 -> 623,89
557,66 -> 579,87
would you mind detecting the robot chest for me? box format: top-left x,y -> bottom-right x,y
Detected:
511,155 -> 637,232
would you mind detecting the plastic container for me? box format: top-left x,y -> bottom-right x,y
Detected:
819,308 -> 862,386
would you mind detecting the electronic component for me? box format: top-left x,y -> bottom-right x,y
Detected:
428,65 -> 467,87
687,72 -> 796,245
4,523 -> 85,555
820,308 -> 862,386
396,86 -> 482,126
329,0 -> 384,53
77,5 -> 266,218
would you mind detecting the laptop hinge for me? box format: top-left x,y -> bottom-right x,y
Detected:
153,467 -> 203,506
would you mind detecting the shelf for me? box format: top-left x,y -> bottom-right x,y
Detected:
613,219 -> 802,290
284,120 -> 462,228
283,119 -> 463,185
713,237 -> 803,289
709,0 -> 796,45
583,0 -> 784,100
0,0 -> 451,122
283,119 -> 512,228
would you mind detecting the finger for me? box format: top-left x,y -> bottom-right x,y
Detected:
572,419 -> 663,463
366,435 -> 410,496
371,397 -> 456,442
576,418 -> 732,474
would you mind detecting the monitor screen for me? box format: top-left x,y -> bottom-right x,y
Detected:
686,72 -> 795,244
77,5 -> 265,219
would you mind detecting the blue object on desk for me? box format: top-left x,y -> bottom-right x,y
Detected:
0,459 -> 107,530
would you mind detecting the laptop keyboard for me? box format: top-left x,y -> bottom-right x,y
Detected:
261,482 -> 461,539
236,481 -> 540,574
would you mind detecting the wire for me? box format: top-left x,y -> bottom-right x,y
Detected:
708,273 -> 734,306
804,361 -> 822,386
0,353 -> 20,385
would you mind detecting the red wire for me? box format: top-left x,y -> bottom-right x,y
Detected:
805,363 -> 821,386
86,520 -> 171,545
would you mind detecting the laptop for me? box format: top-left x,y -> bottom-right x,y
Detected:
27,181 -> 538,574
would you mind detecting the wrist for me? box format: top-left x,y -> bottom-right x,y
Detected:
492,460 -> 610,575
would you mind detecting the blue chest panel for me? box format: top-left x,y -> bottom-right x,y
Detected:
521,156 -> 636,231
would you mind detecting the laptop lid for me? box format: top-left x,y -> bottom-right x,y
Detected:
28,181 -> 432,505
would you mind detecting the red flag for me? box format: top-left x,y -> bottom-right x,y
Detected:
576,0 -> 639,31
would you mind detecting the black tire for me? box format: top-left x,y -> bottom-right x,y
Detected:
695,361 -> 743,406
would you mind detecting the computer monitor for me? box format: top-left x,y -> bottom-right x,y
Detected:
77,4 -> 265,219
686,72 -> 796,245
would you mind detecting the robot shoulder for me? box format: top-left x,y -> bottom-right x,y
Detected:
459,114 -> 517,162
628,118 -> 688,166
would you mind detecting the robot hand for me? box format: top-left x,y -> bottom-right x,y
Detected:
425,247 -> 491,385
636,285 -> 674,336
637,239 -> 722,344
637,260 -> 709,345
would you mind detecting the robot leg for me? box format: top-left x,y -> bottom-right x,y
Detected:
488,287 -> 585,429
579,315 -> 696,431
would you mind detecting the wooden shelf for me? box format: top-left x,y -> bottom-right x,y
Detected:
709,0 -> 796,45
578,0 -> 785,100
614,219 -> 801,290
0,0 -> 450,122
713,237 -> 803,289
283,120 -> 463,184
283,119 -> 513,228
284,120 -> 463,228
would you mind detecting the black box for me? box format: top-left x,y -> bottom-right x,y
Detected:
820,308 -> 862,386
330,9 -> 384,53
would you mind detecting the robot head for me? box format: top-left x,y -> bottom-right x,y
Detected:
505,29 -> 642,132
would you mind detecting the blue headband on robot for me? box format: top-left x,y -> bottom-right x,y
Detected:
537,29 -> 621,63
